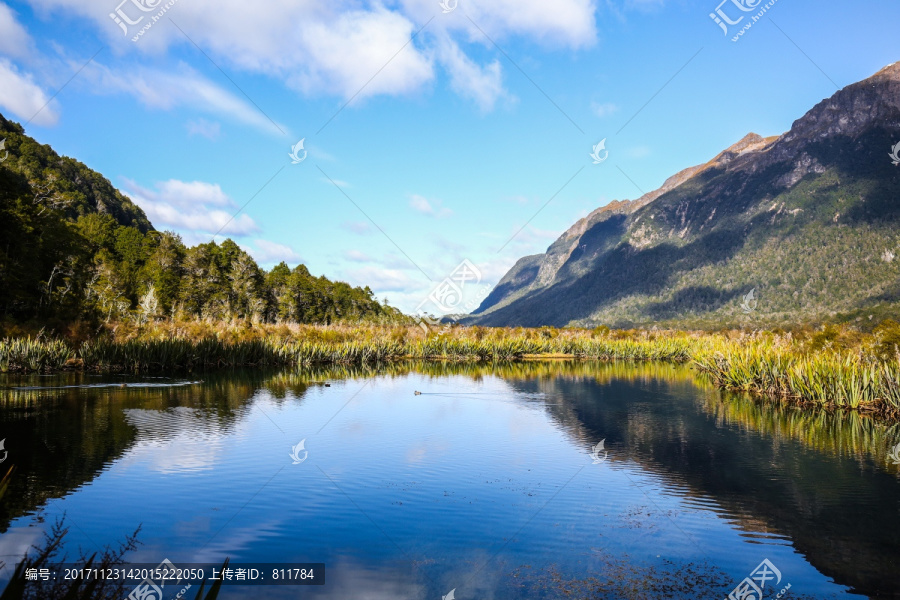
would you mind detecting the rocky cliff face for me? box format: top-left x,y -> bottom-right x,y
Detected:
467,62 -> 900,328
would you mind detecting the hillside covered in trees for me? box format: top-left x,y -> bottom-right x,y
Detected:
0,113 -> 398,332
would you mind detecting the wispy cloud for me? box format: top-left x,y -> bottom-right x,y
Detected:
437,34 -> 505,112
186,118 -> 221,140
591,101 -> 619,117
85,61 -> 287,136
410,194 -> 452,218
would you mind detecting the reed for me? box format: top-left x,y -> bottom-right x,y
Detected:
3,321 -> 899,416
0,337 -> 75,373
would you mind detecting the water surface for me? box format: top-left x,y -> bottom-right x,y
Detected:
1,362 -> 898,599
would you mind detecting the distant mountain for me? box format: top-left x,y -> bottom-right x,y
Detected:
466,62 -> 900,328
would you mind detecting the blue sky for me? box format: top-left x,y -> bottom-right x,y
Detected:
0,0 -> 897,313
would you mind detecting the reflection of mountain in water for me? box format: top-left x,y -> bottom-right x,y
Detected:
0,370 -> 323,531
500,363 -> 900,598
2,362 -> 898,597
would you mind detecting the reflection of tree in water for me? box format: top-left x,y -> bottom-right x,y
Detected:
2,362 -> 899,596
0,370 -> 302,531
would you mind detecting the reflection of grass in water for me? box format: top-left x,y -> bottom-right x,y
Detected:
508,558 -> 735,600
275,359 -> 704,387
702,388 -> 900,467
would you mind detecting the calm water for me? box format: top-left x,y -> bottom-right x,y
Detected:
1,362 -> 899,599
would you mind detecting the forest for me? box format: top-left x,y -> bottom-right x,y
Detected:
0,114 -> 398,334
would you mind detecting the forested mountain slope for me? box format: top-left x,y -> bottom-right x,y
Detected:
0,115 -> 395,327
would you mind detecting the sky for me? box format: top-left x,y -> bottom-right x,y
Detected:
0,0 -> 897,314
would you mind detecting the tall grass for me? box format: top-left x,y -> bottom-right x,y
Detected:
0,337 -> 74,372
693,340 -> 900,413
3,321 -> 900,416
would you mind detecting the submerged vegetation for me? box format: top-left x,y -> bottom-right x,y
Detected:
3,320 -> 900,417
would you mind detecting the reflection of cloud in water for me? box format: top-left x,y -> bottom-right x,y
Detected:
0,526 -> 45,582
121,407 -> 232,474
406,437 -> 450,465
307,561 -> 426,600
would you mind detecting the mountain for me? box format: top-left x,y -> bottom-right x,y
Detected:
0,113 -> 153,231
466,62 -> 900,328
0,114 -> 395,327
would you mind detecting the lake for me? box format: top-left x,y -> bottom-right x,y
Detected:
1,361 -> 898,599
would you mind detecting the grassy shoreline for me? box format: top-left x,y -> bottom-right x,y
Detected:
2,320 -> 900,417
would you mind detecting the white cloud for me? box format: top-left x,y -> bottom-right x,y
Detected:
122,178 -> 259,237
410,194 -> 452,218
463,0 -> 597,48
0,58 -> 57,126
249,240 -> 303,265
591,101 -> 618,117
437,35 -> 504,112
0,2 -> 33,59
400,0 -> 597,49
25,0 -> 597,110
155,180 -> 232,207
84,62 -> 286,135
186,118 -> 221,140
290,8 -> 434,100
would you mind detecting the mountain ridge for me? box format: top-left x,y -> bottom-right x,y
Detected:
467,62 -> 900,328
0,113 -> 153,232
